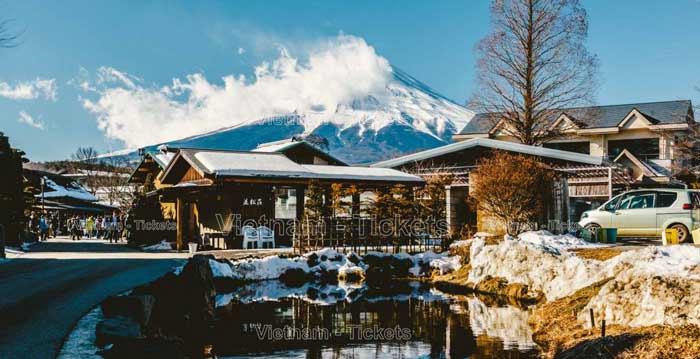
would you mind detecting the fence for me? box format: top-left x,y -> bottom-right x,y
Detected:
291,217 -> 446,255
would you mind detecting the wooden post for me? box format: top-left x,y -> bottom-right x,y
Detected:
176,197 -> 183,252
601,319 -> 606,337
589,308 -> 595,328
608,167 -> 612,199
352,192 -> 360,254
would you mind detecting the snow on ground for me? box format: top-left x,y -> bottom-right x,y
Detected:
209,248 -> 460,281
514,230 -> 607,250
468,230 -> 700,328
56,306 -> 102,359
581,245 -> 700,328
142,240 -> 173,251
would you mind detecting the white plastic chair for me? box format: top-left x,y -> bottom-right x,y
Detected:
241,225 -> 259,249
258,226 -> 275,249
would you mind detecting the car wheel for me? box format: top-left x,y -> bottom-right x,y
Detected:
670,224 -> 690,243
584,223 -> 601,232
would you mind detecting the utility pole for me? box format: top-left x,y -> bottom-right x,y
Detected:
41,176 -> 46,212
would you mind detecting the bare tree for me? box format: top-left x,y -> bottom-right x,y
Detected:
71,146 -> 100,164
672,115 -> 700,188
471,0 -> 598,145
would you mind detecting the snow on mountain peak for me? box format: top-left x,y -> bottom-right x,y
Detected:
89,35 -> 474,163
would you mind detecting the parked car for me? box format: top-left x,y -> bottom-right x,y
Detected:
579,189 -> 700,242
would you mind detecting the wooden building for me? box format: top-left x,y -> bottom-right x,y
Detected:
130,145 -> 423,250
372,138 -> 631,234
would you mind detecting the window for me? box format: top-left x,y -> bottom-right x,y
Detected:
690,192 -> 700,207
603,194 -> 622,211
618,192 -> 654,209
543,141 -> 590,154
274,187 -> 297,219
655,192 -> 677,208
608,138 -> 659,161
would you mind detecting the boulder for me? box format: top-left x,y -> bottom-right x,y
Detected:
96,316 -> 142,347
306,253 -> 320,267
101,295 -> 156,327
177,254 -> 216,349
279,268 -> 311,287
97,337 -> 187,359
129,272 -> 185,332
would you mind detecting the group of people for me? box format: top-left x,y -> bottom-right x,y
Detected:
27,211 -> 60,242
27,210 -> 125,243
67,212 -> 125,243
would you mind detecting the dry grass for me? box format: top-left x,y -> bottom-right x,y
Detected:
570,247 -> 624,261
529,278 -> 700,358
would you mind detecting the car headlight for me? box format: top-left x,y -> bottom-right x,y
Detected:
581,212 -> 588,219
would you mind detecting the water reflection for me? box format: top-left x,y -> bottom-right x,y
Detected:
213,281 -> 539,359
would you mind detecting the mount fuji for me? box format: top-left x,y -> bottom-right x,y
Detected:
104,67 -> 474,165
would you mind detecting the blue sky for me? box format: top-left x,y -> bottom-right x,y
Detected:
1,0 -> 699,161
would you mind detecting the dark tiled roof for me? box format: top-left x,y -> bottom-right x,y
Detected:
458,100 -> 693,135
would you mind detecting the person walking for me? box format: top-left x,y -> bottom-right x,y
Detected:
108,211 -> 120,243
85,216 -> 95,239
50,213 -> 60,238
38,215 -> 49,242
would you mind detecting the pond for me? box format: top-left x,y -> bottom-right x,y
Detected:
211,280 -> 540,358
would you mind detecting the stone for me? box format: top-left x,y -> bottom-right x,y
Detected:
101,294 -> 156,327
95,316 -> 142,347
306,253 -> 319,267
279,268 -> 311,287
97,337 -> 187,359
177,254 -> 216,349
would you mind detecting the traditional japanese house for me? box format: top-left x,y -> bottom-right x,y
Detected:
151,148 -> 423,250
372,138 -> 631,234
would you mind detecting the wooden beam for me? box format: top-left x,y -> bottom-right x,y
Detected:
176,197 -> 183,251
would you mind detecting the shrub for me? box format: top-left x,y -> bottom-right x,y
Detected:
469,151 -> 555,235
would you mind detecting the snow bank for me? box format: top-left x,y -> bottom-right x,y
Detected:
57,307 -> 102,359
515,230 -> 605,251
581,246 -> 700,328
468,231 -> 700,328
468,237 -> 605,301
209,248 -> 460,281
142,240 -> 173,251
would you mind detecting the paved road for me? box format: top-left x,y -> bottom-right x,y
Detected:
0,238 -> 188,359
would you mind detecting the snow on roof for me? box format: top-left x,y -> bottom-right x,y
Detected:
252,139 -> 298,153
40,177 -> 97,202
151,151 -> 176,169
302,164 -> 423,183
371,138 -> 604,168
170,149 -> 422,183
191,150 -> 312,178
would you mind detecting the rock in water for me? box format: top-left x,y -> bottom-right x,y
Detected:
178,254 -> 217,353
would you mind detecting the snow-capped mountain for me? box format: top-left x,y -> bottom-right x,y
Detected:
104,67 -> 474,164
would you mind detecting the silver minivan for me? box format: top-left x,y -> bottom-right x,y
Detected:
579,189 -> 700,242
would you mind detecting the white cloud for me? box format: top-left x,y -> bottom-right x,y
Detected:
237,47 -> 246,55
81,34 -> 392,148
0,78 -> 57,100
18,111 -> 45,130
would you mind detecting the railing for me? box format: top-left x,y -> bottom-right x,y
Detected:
292,217 -> 446,255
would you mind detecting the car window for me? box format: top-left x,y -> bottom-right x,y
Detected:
603,194 -> 622,211
655,192 -> 677,208
690,192 -> 700,207
619,193 -> 654,209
